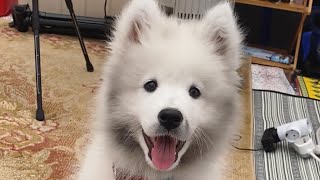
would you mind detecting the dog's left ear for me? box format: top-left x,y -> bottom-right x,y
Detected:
115,0 -> 162,45
201,2 -> 242,67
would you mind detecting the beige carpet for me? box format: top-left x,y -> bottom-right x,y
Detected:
0,19 -> 106,180
0,19 -> 254,180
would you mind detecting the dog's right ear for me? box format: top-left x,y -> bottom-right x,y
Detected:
114,0 -> 162,45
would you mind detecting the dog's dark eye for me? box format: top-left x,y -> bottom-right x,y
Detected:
144,80 -> 158,92
189,86 -> 201,99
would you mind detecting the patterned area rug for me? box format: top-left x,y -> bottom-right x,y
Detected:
253,90 -> 320,180
251,64 -> 295,95
0,19 -> 106,179
297,76 -> 320,100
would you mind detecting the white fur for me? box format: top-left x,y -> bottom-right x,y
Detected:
77,0 -> 243,179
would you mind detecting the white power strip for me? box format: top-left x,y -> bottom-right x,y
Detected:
291,127 -> 320,162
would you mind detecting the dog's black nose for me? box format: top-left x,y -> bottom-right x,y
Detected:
158,108 -> 183,130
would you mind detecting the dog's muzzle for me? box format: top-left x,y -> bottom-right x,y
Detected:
141,108 -> 186,170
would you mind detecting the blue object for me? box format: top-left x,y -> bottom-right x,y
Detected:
310,29 -> 320,64
301,31 -> 312,63
270,54 -> 290,64
309,6 -> 320,64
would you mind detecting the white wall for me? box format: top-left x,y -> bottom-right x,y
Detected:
18,0 -> 176,18
159,0 -> 175,7
105,0 -> 130,16
105,0 -> 175,16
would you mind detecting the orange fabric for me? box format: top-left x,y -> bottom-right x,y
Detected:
0,0 -> 17,16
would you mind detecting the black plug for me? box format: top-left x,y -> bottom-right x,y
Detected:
261,127 -> 281,152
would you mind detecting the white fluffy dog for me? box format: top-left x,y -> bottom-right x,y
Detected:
78,0 -> 243,179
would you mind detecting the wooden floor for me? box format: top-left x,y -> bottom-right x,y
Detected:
223,57 -> 255,180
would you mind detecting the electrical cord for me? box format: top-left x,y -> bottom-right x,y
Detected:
316,127 -> 320,145
103,0 -> 115,41
309,152 -> 320,162
231,144 -> 264,151
104,0 -> 108,22
231,134 -> 264,152
314,127 -> 320,155
309,127 -> 320,162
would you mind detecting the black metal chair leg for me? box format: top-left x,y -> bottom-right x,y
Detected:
32,0 -> 45,121
65,0 -> 94,72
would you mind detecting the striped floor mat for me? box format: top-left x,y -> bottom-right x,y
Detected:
297,76 -> 320,100
253,90 -> 320,180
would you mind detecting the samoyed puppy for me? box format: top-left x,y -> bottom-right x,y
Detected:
77,0 -> 243,179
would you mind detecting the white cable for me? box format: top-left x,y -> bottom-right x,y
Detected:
309,127 -> 320,162
316,127 -> 320,144
309,152 -> 320,163
314,127 -> 320,156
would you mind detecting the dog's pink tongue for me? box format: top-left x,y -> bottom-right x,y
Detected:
151,136 -> 176,170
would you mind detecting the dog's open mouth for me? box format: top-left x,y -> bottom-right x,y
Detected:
142,131 -> 186,170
